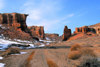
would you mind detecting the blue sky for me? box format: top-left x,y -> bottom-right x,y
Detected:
0,0 -> 100,35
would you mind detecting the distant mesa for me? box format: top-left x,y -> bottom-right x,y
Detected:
67,23 -> 100,41
74,25 -> 100,35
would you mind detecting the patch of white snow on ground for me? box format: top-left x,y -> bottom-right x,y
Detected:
46,37 -> 50,40
38,44 -> 45,47
11,52 -> 27,55
0,57 -> 4,60
0,44 -> 9,50
0,63 -> 5,67
20,52 -> 27,54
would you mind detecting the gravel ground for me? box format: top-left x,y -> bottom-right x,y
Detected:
30,49 -> 48,67
0,49 -> 36,67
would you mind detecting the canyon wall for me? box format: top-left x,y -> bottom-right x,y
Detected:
28,26 -> 45,39
0,13 -> 45,40
74,26 -> 100,35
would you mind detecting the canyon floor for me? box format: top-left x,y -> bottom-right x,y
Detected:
1,36 -> 100,67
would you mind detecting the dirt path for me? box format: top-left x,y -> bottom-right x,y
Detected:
30,49 -> 49,67
0,49 -> 36,67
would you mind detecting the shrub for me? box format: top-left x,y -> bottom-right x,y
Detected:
68,51 -> 81,60
80,48 -> 96,57
6,47 -> 20,55
76,55 -> 99,67
70,44 -> 81,51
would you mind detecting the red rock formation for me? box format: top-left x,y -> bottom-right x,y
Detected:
74,25 -> 100,35
0,12 -> 45,40
62,26 -> 71,41
75,26 -> 88,33
28,26 -> 45,39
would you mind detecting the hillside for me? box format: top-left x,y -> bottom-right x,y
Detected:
89,23 -> 100,27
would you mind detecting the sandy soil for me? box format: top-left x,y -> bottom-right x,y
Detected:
0,49 -> 36,67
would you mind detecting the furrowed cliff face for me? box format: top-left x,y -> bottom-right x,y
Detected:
28,26 -> 45,39
74,25 -> 100,35
0,13 -> 45,40
0,13 -> 28,31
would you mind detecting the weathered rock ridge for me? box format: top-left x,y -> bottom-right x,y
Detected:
0,12 -> 45,40
28,26 -> 45,39
74,25 -> 100,35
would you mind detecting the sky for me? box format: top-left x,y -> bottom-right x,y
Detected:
0,0 -> 100,35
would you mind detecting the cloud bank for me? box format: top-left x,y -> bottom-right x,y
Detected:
21,0 -> 74,33
0,0 -> 4,10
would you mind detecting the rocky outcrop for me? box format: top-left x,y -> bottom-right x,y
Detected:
62,26 -> 71,41
45,33 -> 62,41
74,25 -> 100,35
0,12 -> 45,40
75,26 -> 88,33
0,13 -> 28,32
28,26 -> 45,39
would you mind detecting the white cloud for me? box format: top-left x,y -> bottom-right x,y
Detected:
63,21 -> 70,24
67,14 -> 74,18
23,2 -> 34,6
21,0 -> 73,33
28,10 -> 41,20
0,0 -> 4,10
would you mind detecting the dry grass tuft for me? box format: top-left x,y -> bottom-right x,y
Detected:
47,59 -> 58,67
6,47 -> 20,55
68,51 -> 81,60
68,47 -> 96,60
76,55 -> 99,67
80,48 -> 96,57
70,44 -> 81,51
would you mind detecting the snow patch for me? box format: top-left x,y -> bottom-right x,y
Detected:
11,52 -> 27,55
0,57 -> 3,60
46,37 -> 50,40
38,44 -> 45,47
20,52 -> 27,54
0,63 -> 5,67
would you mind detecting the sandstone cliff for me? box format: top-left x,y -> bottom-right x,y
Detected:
0,12 -> 45,40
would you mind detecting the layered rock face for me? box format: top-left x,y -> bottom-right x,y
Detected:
28,26 -> 45,39
74,25 -> 100,35
62,26 -> 71,41
0,13 -> 45,40
75,26 -> 88,33
0,13 -> 28,32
